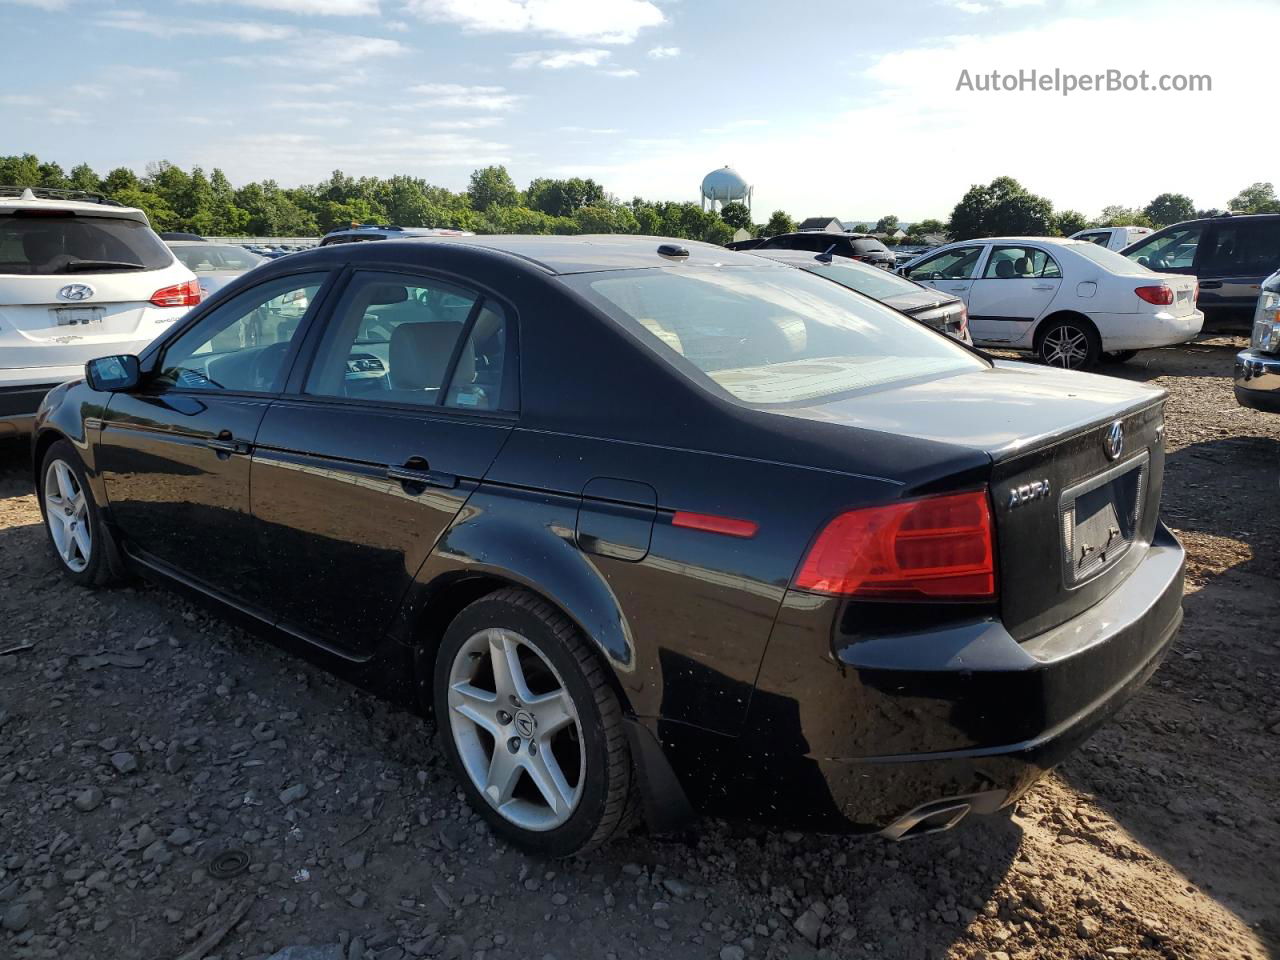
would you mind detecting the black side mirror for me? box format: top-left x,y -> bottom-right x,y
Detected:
85,354 -> 141,392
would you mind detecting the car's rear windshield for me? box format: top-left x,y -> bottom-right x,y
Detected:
850,237 -> 889,254
0,214 -> 174,275
1069,241 -> 1154,273
804,259 -> 924,300
566,265 -> 984,406
170,244 -> 265,273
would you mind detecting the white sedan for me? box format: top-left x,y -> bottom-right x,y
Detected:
898,237 -> 1203,369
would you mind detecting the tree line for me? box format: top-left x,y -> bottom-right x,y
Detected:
3,153 -> 1276,245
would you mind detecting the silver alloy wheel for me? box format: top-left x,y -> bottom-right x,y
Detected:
44,459 -> 91,573
447,627 -> 585,831
1041,325 -> 1089,369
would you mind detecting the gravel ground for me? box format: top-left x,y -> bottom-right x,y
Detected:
1,335 -> 1277,960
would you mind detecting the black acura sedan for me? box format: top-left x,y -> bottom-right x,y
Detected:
32,235 -> 1185,857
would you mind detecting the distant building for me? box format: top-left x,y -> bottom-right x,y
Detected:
796,217 -> 844,233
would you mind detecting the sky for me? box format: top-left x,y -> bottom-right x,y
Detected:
1,0 -> 1277,221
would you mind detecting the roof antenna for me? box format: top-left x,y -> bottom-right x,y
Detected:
815,244 -> 836,264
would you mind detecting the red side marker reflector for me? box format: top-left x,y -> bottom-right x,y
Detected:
671,511 -> 758,539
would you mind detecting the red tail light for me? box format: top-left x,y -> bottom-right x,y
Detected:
794,490 -> 996,600
1134,284 -> 1174,306
150,279 -> 202,308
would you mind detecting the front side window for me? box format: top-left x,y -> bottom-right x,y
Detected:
982,246 -> 1062,279
304,271 -> 508,411
567,264 -> 984,406
0,215 -> 173,275
156,273 -> 324,393
904,246 -> 984,281
1125,225 -> 1202,270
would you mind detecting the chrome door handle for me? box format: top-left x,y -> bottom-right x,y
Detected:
204,436 -> 249,455
387,464 -> 457,490
1032,284 -> 1055,290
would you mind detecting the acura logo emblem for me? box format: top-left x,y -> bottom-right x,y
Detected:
1103,420 -> 1124,461
57,283 -> 95,302
514,711 -> 535,738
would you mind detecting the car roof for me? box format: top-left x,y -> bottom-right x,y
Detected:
752,250 -> 841,266
394,234 -> 775,275
165,240 -> 244,246
770,231 -> 876,240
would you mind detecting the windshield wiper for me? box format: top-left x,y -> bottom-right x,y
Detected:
58,259 -> 146,273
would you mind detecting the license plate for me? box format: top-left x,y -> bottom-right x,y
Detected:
1060,454 -> 1147,585
1176,289 -> 1191,304
52,307 -> 103,326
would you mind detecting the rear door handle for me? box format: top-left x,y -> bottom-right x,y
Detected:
1032,283 -> 1055,290
1198,280 -> 1222,289
387,459 -> 457,490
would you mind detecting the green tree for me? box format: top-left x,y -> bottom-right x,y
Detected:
101,167 -> 139,195
1054,210 -> 1091,235
913,218 -> 945,236
719,201 -> 752,231
37,162 -> 68,188
875,214 -> 899,234
1143,193 -> 1196,227
235,181 -> 319,235
0,153 -> 41,186
573,205 -> 639,234
1097,205 -> 1152,228
763,210 -> 796,236
947,176 -> 1056,240
67,163 -> 101,193
703,219 -> 734,246
468,165 -> 519,211
1228,182 -> 1280,214
850,223 -> 870,233
111,188 -> 178,230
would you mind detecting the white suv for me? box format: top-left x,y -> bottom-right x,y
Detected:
1070,225 -> 1154,251
0,187 -> 199,438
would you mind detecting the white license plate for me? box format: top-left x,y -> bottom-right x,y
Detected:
51,307 -> 103,326
1176,289 -> 1191,303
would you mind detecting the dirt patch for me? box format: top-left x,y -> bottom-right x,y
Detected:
0,337 -> 1276,960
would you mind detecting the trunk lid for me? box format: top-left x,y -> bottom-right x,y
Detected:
773,360 -> 1167,639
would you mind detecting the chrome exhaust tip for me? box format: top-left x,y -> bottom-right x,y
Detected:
880,799 -> 973,841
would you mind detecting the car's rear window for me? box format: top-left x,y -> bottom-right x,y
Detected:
170,244 -> 265,273
1070,241 -> 1154,273
567,265 -> 983,406
850,238 -> 889,255
0,214 -> 174,275
804,259 -> 924,300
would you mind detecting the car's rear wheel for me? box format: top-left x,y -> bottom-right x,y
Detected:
40,440 -> 113,586
433,588 -> 635,857
1102,350 -> 1138,364
1037,318 -> 1101,370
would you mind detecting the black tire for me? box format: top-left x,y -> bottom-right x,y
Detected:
38,439 -> 117,587
1102,350 -> 1138,364
1036,317 -> 1101,370
432,588 -> 635,857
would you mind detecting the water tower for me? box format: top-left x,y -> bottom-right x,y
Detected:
700,165 -> 752,213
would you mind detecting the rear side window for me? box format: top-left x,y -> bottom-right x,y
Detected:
568,265 -> 984,406
1201,221 -> 1280,275
0,214 -> 173,275
806,260 -> 924,299
1076,232 -> 1109,246
305,271 -> 509,411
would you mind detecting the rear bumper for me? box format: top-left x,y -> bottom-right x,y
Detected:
1095,309 -> 1204,350
656,522 -> 1185,832
1234,349 -> 1280,412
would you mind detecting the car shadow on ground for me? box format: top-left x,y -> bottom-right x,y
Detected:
1053,433 -> 1280,950
1101,336 -> 1246,382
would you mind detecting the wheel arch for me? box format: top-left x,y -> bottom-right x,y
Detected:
1033,309 -> 1101,348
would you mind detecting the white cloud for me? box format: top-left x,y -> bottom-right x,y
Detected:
647,45 -> 678,59
0,0 -> 67,9
602,68 -> 638,77
408,83 -> 522,110
558,125 -> 620,134
298,115 -> 353,126
944,0 -> 1044,12
405,0 -> 664,44
95,10 -> 298,41
198,0 -> 380,14
511,48 -> 610,69
427,117 -> 505,129
69,83 -> 110,100
48,108 -> 86,125
271,81 -> 343,94
385,18 -> 410,30
114,66 -> 181,82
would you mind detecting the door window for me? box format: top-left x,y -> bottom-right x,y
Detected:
904,246 -> 984,281
982,246 -> 1062,279
1200,221 -> 1280,275
1076,232 -> 1109,246
304,271 -> 510,411
1124,226 -> 1203,270
155,273 -> 324,393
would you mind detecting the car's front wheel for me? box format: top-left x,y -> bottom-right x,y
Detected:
1037,318 -> 1101,370
39,440 -> 113,586
433,588 -> 635,857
